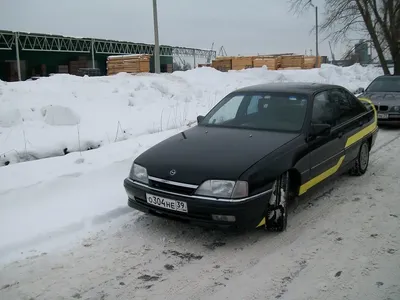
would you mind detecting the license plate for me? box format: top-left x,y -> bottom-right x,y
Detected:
377,113 -> 389,119
146,193 -> 188,213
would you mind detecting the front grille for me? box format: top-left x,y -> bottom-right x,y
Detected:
375,105 -> 389,111
149,180 -> 196,195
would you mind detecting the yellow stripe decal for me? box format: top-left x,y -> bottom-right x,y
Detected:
299,155 -> 345,195
256,217 -> 266,228
345,121 -> 376,148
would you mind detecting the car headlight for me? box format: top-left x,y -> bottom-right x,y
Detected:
195,180 -> 248,199
392,106 -> 400,112
130,163 -> 149,184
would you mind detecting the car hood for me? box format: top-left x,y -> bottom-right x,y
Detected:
361,92 -> 400,106
134,126 -> 300,185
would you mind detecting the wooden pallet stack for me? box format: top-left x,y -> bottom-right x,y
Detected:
106,54 -> 151,75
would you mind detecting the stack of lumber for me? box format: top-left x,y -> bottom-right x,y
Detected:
211,54 -> 324,72
252,56 -> 280,70
211,57 -> 232,72
303,56 -> 322,69
106,54 -> 150,75
231,56 -> 253,70
280,55 -> 305,69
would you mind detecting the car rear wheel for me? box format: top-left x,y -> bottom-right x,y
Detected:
265,172 -> 290,232
349,140 -> 370,176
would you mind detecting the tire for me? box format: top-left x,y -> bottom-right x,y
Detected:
265,172 -> 290,232
349,140 -> 370,176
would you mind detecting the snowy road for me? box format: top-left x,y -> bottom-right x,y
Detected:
1,127 -> 400,300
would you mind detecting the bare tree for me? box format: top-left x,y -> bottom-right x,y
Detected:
290,0 -> 400,75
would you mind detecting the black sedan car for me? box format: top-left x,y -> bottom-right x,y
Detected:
356,75 -> 400,125
124,82 -> 378,232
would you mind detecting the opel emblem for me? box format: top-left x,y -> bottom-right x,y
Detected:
169,169 -> 176,176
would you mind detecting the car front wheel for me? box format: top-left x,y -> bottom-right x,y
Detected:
349,140 -> 370,176
265,172 -> 290,232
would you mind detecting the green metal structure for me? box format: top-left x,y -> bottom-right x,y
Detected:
0,30 -> 216,81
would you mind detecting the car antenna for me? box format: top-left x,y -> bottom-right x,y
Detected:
181,131 -> 187,139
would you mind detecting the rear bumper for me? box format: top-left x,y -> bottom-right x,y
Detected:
378,119 -> 400,125
123,177 -> 271,231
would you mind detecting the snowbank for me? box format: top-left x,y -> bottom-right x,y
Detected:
0,64 -> 383,167
0,126 -> 188,262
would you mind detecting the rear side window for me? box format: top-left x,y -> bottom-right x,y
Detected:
329,88 -> 366,125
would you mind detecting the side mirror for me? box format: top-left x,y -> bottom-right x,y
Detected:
310,123 -> 331,137
197,115 -> 205,123
354,87 -> 365,94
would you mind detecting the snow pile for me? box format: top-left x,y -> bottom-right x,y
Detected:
0,64 -> 383,166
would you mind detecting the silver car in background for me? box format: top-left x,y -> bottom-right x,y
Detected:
356,75 -> 400,125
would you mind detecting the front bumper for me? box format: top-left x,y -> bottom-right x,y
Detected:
378,119 -> 400,125
123,177 -> 271,230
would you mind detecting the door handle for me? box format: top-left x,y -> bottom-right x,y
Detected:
338,131 -> 344,138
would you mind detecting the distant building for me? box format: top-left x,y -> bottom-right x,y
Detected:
0,30 -> 215,81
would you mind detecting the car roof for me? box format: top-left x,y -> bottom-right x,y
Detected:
234,82 -> 342,95
375,74 -> 400,79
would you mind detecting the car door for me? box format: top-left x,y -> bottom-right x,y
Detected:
305,90 -> 346,190
330,87 -> 371,164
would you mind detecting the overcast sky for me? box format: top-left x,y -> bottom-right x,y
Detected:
0,0 -> 364,61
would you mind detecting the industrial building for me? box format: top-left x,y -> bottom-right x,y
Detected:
0,30 -> 215,82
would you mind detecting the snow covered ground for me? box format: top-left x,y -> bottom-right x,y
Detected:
1,64 -> 399,300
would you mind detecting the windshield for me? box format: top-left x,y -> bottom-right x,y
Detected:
200,92 -> 309,132
366,76 -> 400,92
